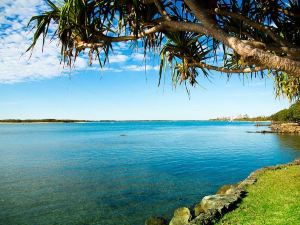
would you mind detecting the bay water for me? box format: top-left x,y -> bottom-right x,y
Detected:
0,121 -> 299,225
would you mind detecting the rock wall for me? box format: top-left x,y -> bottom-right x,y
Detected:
145,158 -> 300,225
270,123 -> 300,134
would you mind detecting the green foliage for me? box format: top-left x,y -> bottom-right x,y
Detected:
27,0 -> 163,67
274,72 -> 300,101
0,119 -> 90,123
271,100 -> 300,122
27,0 -> 300,97
159,31 -> 210,87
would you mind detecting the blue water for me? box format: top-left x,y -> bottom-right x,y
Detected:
0,121 -> 299,225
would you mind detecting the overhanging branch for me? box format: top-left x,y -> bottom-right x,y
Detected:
189,62 -> 266,73
211,8 -> 288,47
75,24 -> 166,50
184,0 -> 300,77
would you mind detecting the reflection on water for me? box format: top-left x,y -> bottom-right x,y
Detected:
0,121 -> 299,225
276,134 -> 300,152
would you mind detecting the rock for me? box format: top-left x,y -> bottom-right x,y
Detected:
246,130 -> 276,134
226,186 -> 245,197
200,194 -> 239,214
238,175 -> 257,188
145,217 -> 168,225
270,123 -> 300,134
194,188 -> 243,218
294,159 -> 300,165
193,203 -> 205,217
216,184 -> 235,195
169,207 -> 191,225
189,209 -> 218,225
255,123 -> 270,127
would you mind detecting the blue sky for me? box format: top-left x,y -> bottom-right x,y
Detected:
0,0 -> 290,120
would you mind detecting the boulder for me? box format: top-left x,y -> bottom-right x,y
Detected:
169,207 -> 191,225
193,203 -> 205,217
145,217 -> 168,225
200,194 -> 239,214
238,175 -> 257,188
216,184 -> 235,195
189,209 -> 219,225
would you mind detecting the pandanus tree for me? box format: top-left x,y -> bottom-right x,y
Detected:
28,0 -> 300,100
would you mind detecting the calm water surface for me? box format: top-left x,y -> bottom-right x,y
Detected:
0,121 -> 300,225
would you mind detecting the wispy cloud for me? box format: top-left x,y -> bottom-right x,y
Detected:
125,65 -> 159,72
109,54 -> 129,63
131,53 -> 146,61
0,0 -> 65,83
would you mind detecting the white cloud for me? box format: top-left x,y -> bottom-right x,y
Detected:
114,42 -> 131,50
101,67 -> 123,73
0,0 -> 66,83
125,65 -> 159,72
109,54 -> 129,63
131,53 -> 146,61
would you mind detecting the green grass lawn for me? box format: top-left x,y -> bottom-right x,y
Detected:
217,165 -> 300,225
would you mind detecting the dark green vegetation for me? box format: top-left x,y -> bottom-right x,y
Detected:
271,101 -> 300,122
0,119 -> 91,123
233,116 -> 270,122
237,101 -> 300,122
217,164 -> 300,225
210,115 -> 270,122
28,0 -> 300,99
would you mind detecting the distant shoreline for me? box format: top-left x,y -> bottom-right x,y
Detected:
0,119 -> 93,124
0,119 -> 270,124
210,120 -> 272,123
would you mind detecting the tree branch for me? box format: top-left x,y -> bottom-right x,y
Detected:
278,7 -> 300,18
75,42 -> 104,49
189,62 -> 266,73
107,24 -> 165,40
153,0 -> 171,21
80,21 -> 205,47
141,0 -> 155,4
267,46 -> 300,60
75,24 -> 166,49
183,0 -> 300,77
211,8 -> 288,47
73,13 -> 300,77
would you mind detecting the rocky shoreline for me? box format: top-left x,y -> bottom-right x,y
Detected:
247,122 -> 300,134
145,158 -> 300,225
270,123 -> 300,134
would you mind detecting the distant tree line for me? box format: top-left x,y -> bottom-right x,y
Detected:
0,119 -> 90,123
271,101 -> 300,123
233,116 -> 270,122
212,101 -> 300,123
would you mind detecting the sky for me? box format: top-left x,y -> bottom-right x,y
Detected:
0,0 -> 291,120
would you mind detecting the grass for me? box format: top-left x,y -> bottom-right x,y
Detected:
217,165 -> 300,225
